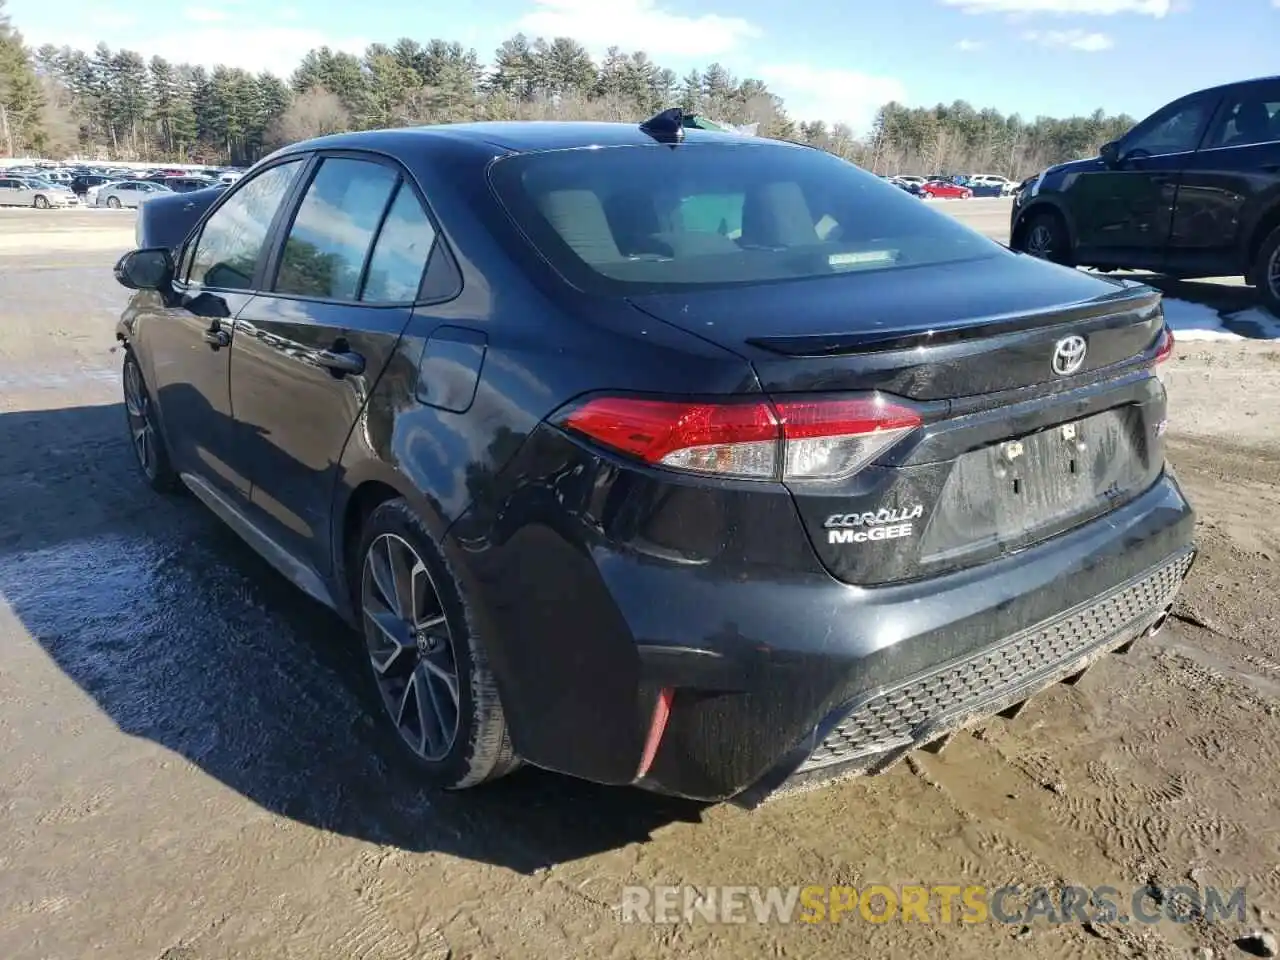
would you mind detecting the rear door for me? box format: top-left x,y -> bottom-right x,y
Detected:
1168,81 -> 1280,276
230,152 -> 441,575
1071,91 -> 1218,268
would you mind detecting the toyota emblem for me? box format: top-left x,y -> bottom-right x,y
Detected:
1051,335 -> 1087,376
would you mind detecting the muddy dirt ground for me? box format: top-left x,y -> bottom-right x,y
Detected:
1,205 -> 1278,960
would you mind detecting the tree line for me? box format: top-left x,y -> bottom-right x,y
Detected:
0,0 -> 1137,179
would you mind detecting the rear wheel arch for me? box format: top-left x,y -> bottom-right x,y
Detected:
332,464 -> 450,616
1245,202 -> 1280,282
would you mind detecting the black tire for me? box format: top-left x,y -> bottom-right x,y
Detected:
354,498 -> 518,790
33,195 -> 49,209
1018,210 -> 1073,265
122,351 -> 179,493
1254,224 -> 1280,317
107,196 -> 121,209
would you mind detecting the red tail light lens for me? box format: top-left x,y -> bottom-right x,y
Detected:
557,394 -> 921,482
1154,324 -> 1174,364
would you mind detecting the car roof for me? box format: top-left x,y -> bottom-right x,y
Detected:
1182,75 -> 1280,99
271,120 -> 781,162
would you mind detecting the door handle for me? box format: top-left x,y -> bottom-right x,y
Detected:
314,349 -> 365,375
202,326 -> 231,348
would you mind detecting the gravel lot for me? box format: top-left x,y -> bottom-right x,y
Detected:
2,202 -> 1279,960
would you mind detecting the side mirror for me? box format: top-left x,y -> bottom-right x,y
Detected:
114,247 -> 174,291
1099,140 -> 1121,168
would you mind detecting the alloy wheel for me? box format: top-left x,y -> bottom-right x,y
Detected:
123,359 -> 158,479
107,196 -> 121,208
361,533 -> 461,762
1025,223 -> 1054,259
34,195 -> 48,209
1267,243 -> 1280,302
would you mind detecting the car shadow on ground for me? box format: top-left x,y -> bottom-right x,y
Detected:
0,401 -> 707,874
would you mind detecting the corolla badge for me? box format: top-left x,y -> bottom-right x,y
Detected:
824,505 -> 924,545
1052,335 -> 1087,376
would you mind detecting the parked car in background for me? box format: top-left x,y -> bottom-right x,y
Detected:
0,175 -> 79,208
921,179 -> 973,199
887,176 -> 928,198
70,173 -> 118,197
1011,75 -> 1280,313
965,174 -> 1016,196
111,110 -> 1191,802
95,179 -> 174,208
158,176 -> 221,194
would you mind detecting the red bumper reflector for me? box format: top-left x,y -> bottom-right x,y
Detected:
636,687 -> 674,780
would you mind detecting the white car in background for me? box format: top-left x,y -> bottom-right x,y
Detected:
94,179 -> 173,209
968,174 -> 1018,196
0,175 -> 80,208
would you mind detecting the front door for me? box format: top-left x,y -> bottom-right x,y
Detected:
1071,92 -> 1218,269
230,154 -> 440,574
142,157 -> 307,502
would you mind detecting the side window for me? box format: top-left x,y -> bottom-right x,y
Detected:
189,159 -> 304,292
361,182 -> 437,303
274,157 -> 399,301
1203,87 -> 1280,150
1125,97 -> 1212,156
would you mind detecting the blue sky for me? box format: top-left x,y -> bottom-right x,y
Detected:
8,0 -> 1278,133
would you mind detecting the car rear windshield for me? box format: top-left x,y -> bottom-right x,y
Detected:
488,141 -> 1001,294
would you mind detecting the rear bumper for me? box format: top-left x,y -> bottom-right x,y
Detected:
452,451 -> 1195,802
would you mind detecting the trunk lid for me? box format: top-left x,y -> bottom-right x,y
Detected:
628,253 -> 1169,586
626,252 -> 1162,399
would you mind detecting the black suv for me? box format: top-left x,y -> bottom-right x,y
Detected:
1011,76 -> 1280,313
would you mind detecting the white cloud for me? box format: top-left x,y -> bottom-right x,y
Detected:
941,0 -> 1169,14
514,0 -> 761,59
955,38 -> 986,50
757,64 -> 906,135
1023,28 -> 1114,49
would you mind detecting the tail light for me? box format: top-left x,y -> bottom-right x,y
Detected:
1154,324 -> 1174,364
556,394 -> 921,482
1154,324 -> 1174,383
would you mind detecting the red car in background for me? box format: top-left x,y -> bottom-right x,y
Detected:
921,179 -> 973,199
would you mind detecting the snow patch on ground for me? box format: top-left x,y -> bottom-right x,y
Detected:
1221,306 -> 1280,340
1162,298 -> 1280,341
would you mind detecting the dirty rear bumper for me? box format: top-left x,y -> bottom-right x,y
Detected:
632,473 -> 1195,801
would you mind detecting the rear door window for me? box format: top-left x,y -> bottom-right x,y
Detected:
273,157 -> 399,301
360,182 -> 438,303
1202,84 -> 1280,150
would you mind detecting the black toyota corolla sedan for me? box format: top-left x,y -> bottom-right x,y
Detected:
113,109 -> 1195,802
